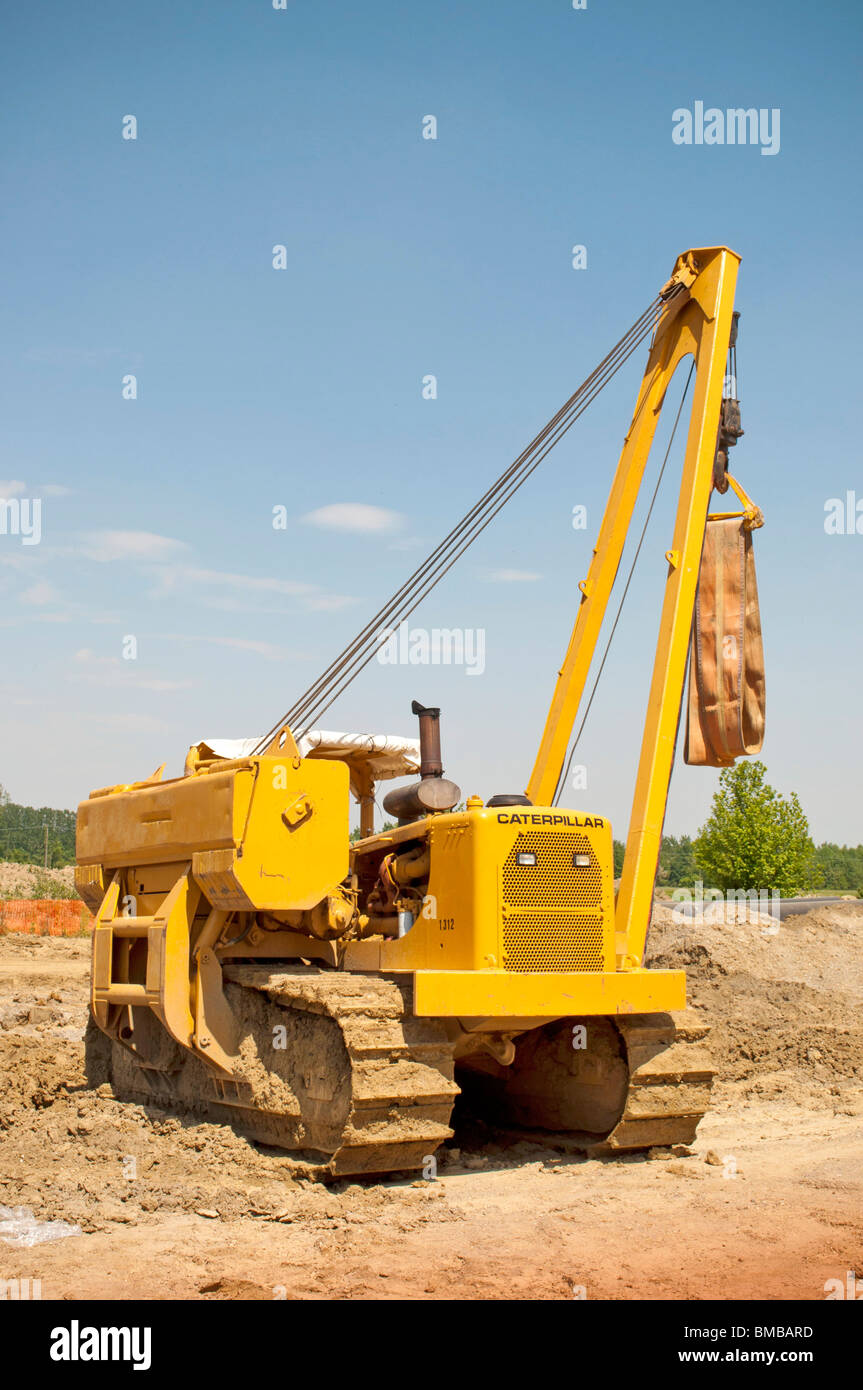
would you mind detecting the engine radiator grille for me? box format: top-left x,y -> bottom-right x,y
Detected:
500,832 -> 609,972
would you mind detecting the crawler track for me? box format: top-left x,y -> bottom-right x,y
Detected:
594,1010 -> 714,1152
88,969 -> 712,1174
92,965 -> 459,1177
455,1010 -> 714,1155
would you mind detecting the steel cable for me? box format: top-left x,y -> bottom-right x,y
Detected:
254,289 -> 682,750
552,359 -> 696,805
268,302 -> 660,741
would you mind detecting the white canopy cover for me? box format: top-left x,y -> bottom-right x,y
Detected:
195,730 -> 420,781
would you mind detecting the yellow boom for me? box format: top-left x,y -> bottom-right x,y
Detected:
527,245 -> 741,969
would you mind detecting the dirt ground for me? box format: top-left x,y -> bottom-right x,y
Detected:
1,904 -> 861,1302
0,862 -> 76,899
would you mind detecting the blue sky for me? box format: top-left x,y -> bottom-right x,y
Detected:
1,0 -> 861,845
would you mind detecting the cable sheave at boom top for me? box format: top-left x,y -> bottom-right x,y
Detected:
254,291 -> 679,751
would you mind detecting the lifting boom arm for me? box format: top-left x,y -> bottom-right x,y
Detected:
525,245 -> 741,970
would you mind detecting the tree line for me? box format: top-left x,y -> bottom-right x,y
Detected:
0,788 -> 77,868
614,835 -> 863,893
613,762 -> 863,896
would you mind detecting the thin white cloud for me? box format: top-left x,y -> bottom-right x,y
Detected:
192,595 -> 280,614
0,480 -> 27,497
203,635 -> 285,658
80,530 -> 190,563
159,633 -> 288,660
20,582 -> 60,606
0,611 -> 77,626
63,535 -> 353,619
147,565 -> 315,598
145,564 -> 354,613
179,566 -> 315,596
38,483 -> 73,498
388,536 -> 425,551
302,503 -> 403,534
0,552 -> 32,572
100,712 -> 172,733
188,593 -> 353,617
485,568 -> 543,583
70,648 -> 191,692
304,593 -> 360,612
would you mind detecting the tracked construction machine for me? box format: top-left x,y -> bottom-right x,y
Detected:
78,245 -> 765,1175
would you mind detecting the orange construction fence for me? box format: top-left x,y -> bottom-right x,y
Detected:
0,898 -> 94,936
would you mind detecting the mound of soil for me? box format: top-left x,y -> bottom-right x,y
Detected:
0,861 -> 76,900
646,901 -> 863,1109
0,933 -> 458,1234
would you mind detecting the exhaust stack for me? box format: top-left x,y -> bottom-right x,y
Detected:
382,700 -> 461,822
413,699 -> 443,778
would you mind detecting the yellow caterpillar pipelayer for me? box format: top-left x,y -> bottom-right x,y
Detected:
78,247 -> 746,1175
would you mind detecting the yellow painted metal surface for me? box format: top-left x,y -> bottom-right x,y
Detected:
91,866 -> 201,1053
373,805 -> 615,974
411,966 -> 685,1017
616,249 -> 740,968
525,246 -> 741,971
78,754 -> 349,913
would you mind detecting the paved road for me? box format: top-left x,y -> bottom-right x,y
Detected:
669,895 -> 856,921
772,896 -> 857,920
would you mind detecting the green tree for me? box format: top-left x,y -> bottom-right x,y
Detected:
0,794 -> 76,867
812,842 -> 863,896
694,760 -> 816,894
659,834 -> 697,887
349,820 -> 395,843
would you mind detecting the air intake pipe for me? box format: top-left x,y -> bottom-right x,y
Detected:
382,700 -> 461,822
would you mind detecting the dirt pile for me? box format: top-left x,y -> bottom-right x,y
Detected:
0,934 -> 461,1234
0,861 -> 77,900
646,901 -> 863,1109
